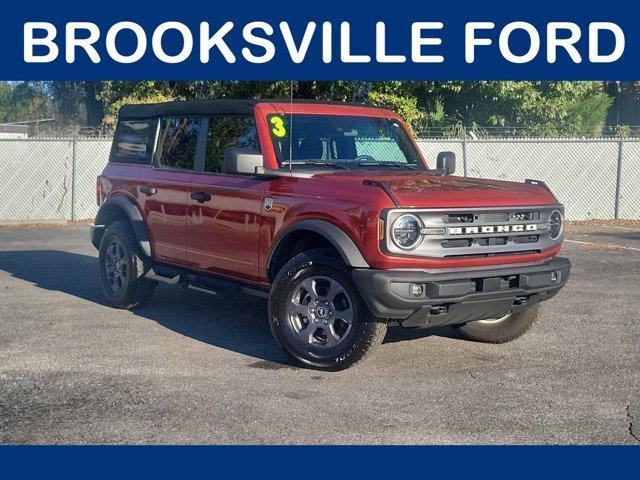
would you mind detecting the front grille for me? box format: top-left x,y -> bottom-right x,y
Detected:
445,213 -> 475,223
476,236 -> 508,246
385,206 -> 563,258
513,234 -> 539,244
442,238 -> 473,248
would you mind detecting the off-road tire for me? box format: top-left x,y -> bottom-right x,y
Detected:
98,220 -> 155,310
454,304 -> 540,343
268,248 -> 387,371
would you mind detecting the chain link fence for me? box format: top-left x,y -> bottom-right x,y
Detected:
416,139 -> 638,220
0,137 -> 638,222
0,138 -> 111,222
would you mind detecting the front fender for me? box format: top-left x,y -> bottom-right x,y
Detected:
268,219 -> 370,270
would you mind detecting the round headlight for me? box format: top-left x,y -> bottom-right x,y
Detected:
392,214 -> 423,249
549,210 -> 563,239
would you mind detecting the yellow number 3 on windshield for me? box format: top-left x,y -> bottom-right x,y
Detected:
270,116 -> 287,138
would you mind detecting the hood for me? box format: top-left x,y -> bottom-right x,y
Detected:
316,171 -> 558,208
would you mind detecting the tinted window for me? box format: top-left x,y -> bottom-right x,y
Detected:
111,120 -> 151,163
156,117 -> 201,170
204,116 -> 258,173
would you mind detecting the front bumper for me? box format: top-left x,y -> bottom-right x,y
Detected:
352,256 -> 570,328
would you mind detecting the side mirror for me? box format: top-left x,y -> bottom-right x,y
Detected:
436,151 -> 456,175
222,148 -> 264,175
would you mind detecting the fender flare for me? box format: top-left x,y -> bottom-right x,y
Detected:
268,219 -> 370,272
94,196 -> 152,257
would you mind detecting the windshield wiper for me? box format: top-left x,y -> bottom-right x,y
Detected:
300,161 -> 349,170
358,161 -> 417,170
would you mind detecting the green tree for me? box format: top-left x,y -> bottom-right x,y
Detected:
0,82 -> 54,124
47,82 -> 104,125
408,81 -> 612,137
0,82 -> 12,119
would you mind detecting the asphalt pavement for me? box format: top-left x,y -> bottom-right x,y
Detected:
0,224 -> 638,444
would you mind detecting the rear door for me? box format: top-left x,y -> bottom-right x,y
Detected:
139,117 -> 201,265
186,115 -> 266,281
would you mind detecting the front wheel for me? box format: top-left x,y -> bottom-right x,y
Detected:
454,304 -> 540,343
268,249 -> 387,371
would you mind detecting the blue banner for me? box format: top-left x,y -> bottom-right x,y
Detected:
0,445 -> 638,478
2,0 -> 639,79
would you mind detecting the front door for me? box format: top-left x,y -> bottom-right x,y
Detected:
186,115 -> 265,280
186,175 -> 265,279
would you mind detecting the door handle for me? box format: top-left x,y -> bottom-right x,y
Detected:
140,186 -> 157,196
190,192 -> 212,203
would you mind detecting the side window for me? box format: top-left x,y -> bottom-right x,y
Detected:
111,120 -> 151,163
204,116 -> 258,173
156,117 -> 201,170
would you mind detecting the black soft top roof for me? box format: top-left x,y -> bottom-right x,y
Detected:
119,99 -> 256,118
118,99 -> 376,119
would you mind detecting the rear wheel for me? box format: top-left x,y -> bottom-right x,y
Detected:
268,249 -> 387,370
454,304 -> 540,343
98,221 -> 155,310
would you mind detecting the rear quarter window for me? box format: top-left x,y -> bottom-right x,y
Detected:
110,120 -> 153,164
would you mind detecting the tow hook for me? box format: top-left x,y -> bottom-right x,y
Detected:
514,296 -> 528,306
429,305 -> 448,315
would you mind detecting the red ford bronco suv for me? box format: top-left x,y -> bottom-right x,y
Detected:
91,99 -> 570,370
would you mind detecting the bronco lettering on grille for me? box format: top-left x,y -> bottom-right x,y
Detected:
448,224 -> 538,235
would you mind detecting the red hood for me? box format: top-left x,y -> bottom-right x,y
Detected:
316,171 -> 558,208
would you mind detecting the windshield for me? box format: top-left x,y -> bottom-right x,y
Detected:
267,114 -> 425,171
